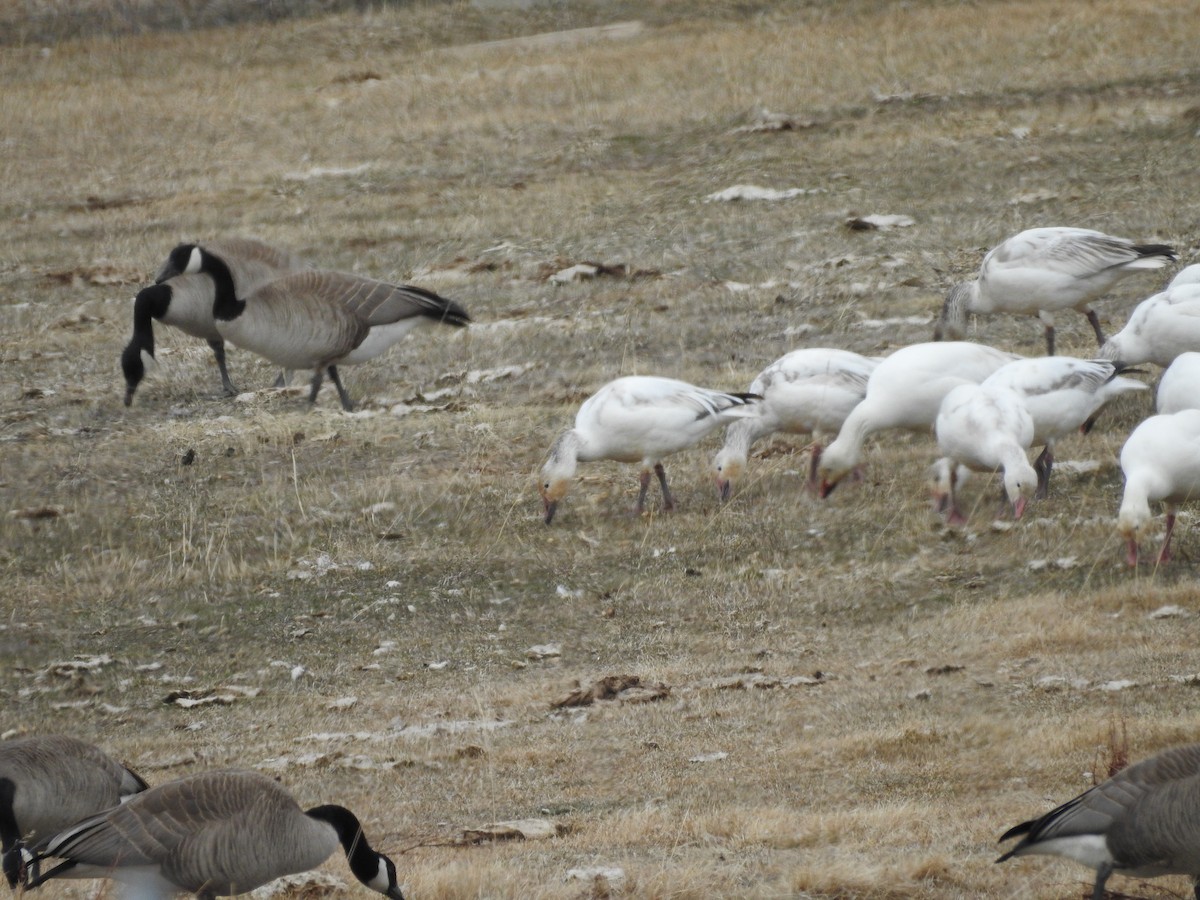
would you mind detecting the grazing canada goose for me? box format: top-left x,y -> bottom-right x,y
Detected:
26,769 -> 405,900
540,375 -> 761,524
155,243 -> 470,411
934,227 -> 1177,355
1157,352 -> 1200,414
980,356 -> 1147,497
933,382 -> 1037,524
1117,408 -> 1200,566
0,734 -> 147,890
997,743 -> 1200,900
1099,279 -> 1200,369
711,348 -> 878,500
815,341 -> 1019,498
122,237 -> 308,405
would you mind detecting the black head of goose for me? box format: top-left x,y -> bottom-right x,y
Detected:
158,243 -> 470,411
25,769 -> 405,899
123,238 -> 307,406
0,734 -> 147,889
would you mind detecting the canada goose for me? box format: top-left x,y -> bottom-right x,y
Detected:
815,341 -> 1019,497
934,227 -> 1177,354
980,356 -> 1147,497
1117,408 -> 1200,565
997,743 -> 1200,900
711,348 -> 878,500
0,734 -> 147,889
25,769 -> 405,900
156,243 -> 470,411
540,376 -> 761,524
933,382 -> 1037,524
122,237 -> 308,405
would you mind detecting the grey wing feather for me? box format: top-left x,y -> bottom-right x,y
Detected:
338,279 -> 470,327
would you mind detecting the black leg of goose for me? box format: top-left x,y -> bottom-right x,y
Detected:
1033,445 -> 1052,500
208,339 -> 238,396
327,366 -> 354,412
1091,862 -> 1112,900
1085,308 -> 1106,346
655,462 -> 675,511
1043,323 -> 1056,356
308,369 -> 325,405
272,369 -> 291,389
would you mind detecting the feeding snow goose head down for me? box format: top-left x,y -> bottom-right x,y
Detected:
711,348 -> 877,501
540,376 -> 760,524
815,341 -> 1019,497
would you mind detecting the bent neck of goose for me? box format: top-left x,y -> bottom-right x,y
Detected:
0,778 -> 21,888
935,281 -> 976,340
305,805 -> 401,898
201,251 -> 245,322
121,286 -> 170,400
719,417 -> 758,460
549,428 -> 585,466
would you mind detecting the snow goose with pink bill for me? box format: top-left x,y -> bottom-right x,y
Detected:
540,376 -> 760,524
935,227 -> 1176,354
981,356 -> 1147,497
934,382 -> 1037,524
712,348 -> 878,500
815,341 -> 1019,497
1117,409 -> 1200,565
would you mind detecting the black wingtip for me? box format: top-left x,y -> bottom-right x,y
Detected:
1134,242 -> 1178,261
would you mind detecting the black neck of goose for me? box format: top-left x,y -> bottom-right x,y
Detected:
0,778 -> 17,853
129,284 -> 171,352
203,251 -> 245,322
306,805 -> 378,881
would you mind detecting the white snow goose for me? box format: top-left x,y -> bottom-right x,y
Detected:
998,743 -> 1200,900
540,376 -> 760,524
1117,408 -> 1200,566
1156,351 -> 1200,414
934,227 -> 1176,354
933,382 -> 1037,524
981,356 -> 1147,497
1099,277 -> 1200,369
712,348 -> 878,500
815,341 -> 1019,497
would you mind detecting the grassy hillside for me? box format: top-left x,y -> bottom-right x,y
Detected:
2,1 -> 1199,897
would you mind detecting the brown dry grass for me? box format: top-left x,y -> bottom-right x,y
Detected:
3,1 -> 1200,898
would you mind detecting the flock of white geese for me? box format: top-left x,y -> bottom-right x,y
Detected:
26,227 -> 1191,897
541,226 -> 1200,569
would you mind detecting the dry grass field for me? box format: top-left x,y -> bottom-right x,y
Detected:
3,1 -> 1200,897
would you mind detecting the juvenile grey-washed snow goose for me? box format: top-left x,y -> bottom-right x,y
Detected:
156,243 -> 469,411
25,769 -> 405,900
998,743 -> 1200,900
935,226 -> 1176,354
122,237 -> 308,405
1,734 -> 147,889
712,348 -> 878,500
1117,408 -> 1200,565
540,375 -> 760,524
815,341 -> 1019,497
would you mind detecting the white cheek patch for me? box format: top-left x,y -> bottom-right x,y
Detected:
366,859 -> 390,893
141,349 -> 158,372
185,246 -> 203,274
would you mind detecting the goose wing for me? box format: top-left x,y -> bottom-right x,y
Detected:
336,279 -> 470,328
991,228 -> 1161,278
